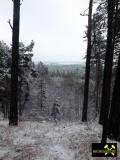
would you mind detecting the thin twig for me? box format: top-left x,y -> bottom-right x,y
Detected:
8,19 -> 13,30
80,7 -> 89,16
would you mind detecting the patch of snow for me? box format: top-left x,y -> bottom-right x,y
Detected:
0,120 -> 119,160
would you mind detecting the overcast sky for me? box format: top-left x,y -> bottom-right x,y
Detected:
0,0 -> 90,63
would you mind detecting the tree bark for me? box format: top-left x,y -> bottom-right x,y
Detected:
9,0 -> 20,125
100,0 -> 115,143
82,0 -> 93,122
96,52 -> 101,114
108,0 -> 120,139
108,52 -> 120,139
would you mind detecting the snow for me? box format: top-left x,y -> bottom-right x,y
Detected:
0,120 -> 119,160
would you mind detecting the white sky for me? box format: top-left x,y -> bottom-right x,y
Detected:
0,0 -> 89,63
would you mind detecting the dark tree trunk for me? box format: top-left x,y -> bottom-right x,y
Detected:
108,53 -> 120,139
99,0 -> 118,125
82,0 -> 93,122
108,0 -> 120,139
9,0 -> 20,125
96,52 -> 101,114
5,75 -> 9,119
100,0 -> 115,143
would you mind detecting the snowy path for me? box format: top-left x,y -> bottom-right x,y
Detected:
0,121 -> 119,160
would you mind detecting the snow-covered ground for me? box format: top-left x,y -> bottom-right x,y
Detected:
0,120 -> 119,160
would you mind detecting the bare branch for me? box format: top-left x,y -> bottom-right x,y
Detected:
8,19 -> 13,30
80,13 -> 88,16
80,7 -> 89,16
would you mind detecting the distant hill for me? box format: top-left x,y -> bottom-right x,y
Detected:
46,63 -> 85,74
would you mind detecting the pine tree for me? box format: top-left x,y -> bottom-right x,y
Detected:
18,41 -> 34,116
91,14 -> 105,113
108,52 -> 120,140
108,0 -> 120,140
9,0 -> 21,125
38,79 -> 46,111
82,0 -> 93,122
0,41 -> 10,118
100,0 -> 115,143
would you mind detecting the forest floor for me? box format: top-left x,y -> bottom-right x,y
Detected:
0,120 -> 119,160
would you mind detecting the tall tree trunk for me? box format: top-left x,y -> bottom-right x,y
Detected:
100,0 -> 115,143
99,0 -> 118,125
108,52 -> 120,139
9,0 -> 20,125
82,0 -> 93,122
96,52 -> 101,114
108,0 -> 119,139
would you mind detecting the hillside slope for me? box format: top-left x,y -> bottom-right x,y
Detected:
0,121 -> 119,160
